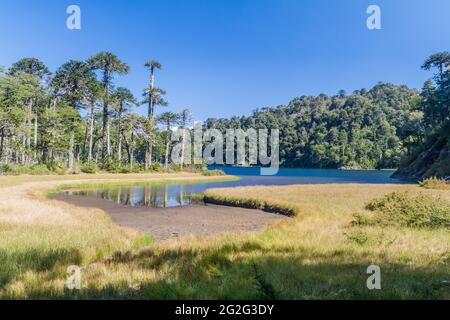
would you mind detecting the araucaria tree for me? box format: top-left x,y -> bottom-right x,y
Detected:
142,60 -> 167,169
0,54 -> 187,174
111,87 -> 137,162
1,51 -> 448,175
157,112 -> 178,169
88,52 -> 129,166
51,60 -> 97,171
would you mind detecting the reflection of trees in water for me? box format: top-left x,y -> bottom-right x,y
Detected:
78,185 -> 193,208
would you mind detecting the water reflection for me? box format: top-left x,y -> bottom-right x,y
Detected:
65,168 -> 402,209
66,184 -> 201,208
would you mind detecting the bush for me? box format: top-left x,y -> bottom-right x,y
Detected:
80,163 -> 98,174
130,165 -> 144,173
365,192 -> 450,229
102,160 -> 132,174
1,164 -> 53,175
420,177 -> 450,190
149,163 -> 165,172
1,164 -> 12,175
169,163 -> 182,172
347,231 -> 369,245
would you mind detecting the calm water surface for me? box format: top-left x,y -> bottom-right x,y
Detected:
66,168 -> 401,208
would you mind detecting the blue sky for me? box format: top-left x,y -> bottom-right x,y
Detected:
0,0 -> 449,120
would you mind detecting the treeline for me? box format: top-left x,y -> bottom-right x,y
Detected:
0,53 -> 193,174
1,52 -> 449,174
394,53 -> 450,179
206,52 -> 450,170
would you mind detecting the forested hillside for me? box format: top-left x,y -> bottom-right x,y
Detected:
0,52 -> 448,175
206,83 -> 422,169
0,54 -> 191,175
206,52 -> 450,172
394,52 -> 450,180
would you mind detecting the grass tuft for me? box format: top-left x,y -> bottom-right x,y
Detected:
365,191 -> 450,229
420,177 -> 450,190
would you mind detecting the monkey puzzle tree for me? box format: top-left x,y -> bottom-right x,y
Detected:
157,112 -> 179,169
9,58 -> 50,80
9,58 -> 50,161
88,52 -> 129,165
142,60 -> 163,171
178,108 -> 192,168
422,51 -> 450,84
144,60 -> 162,118
111,87 -> 137,162
142,86 -> 168,169
51,60 -> 96,171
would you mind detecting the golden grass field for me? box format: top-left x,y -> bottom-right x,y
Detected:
0,174 -> 449,299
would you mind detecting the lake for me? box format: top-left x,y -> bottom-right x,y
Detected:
63,168 -> 401,208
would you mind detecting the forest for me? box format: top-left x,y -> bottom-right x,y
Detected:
0,52 -> 449,174
206,52 -> 450,170
0,53 -> 191,175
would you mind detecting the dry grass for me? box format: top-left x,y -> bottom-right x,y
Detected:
420,177 -> 450,190
1,178 -> 449,299
0,173 -> 235,299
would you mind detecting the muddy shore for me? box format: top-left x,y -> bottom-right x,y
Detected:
52,193 -> 286,241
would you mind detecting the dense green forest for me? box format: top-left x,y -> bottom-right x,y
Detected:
0,53 -> 190,174
206,52 -> 450,171
0,52 -> 449,174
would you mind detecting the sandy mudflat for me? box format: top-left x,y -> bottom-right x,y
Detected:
53,193 -> 286,241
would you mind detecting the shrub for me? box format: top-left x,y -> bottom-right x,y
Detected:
103,160 -> 133,174
169,163 -> 182,172
149,163 -> 165,172
130,165 -> 144,173
420,177 -> 450,190
1,164 -> 13,174
347,231 -> 369,245
365,192 -> 450,229
0,164 -> 53,175
80,163 -> 98,174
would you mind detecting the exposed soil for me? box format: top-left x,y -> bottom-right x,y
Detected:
52,193 -> 287,241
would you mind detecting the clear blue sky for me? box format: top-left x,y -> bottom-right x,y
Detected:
1,0 -> 449,120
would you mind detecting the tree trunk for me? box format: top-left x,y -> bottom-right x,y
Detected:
21,135 -> 26,165
107,121 -> 111,158
33,115 -> 38,160
117,107 -> 123,162
87,104 -> 95,162
165,135 -> 170,169
102,77 -> 110,164
180,129 -> 186,169
145,143 -> 152,170
145,70 -> 156,169
68,132 -> 75,172
130,132 -> 135,170
0,128 -> 4,164
26,99 -> 32,152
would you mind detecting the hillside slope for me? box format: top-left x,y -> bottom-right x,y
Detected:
393,123 -> 450,180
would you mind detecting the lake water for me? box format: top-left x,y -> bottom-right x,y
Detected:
64,168 -> 401,208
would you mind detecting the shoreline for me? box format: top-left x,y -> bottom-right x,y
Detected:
52,193 -> 286,241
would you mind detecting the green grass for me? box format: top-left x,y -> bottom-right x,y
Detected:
1,180 -> 449,299
365,191 -> 450,229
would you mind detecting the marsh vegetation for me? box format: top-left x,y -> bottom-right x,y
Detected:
0,175 -> 448,299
